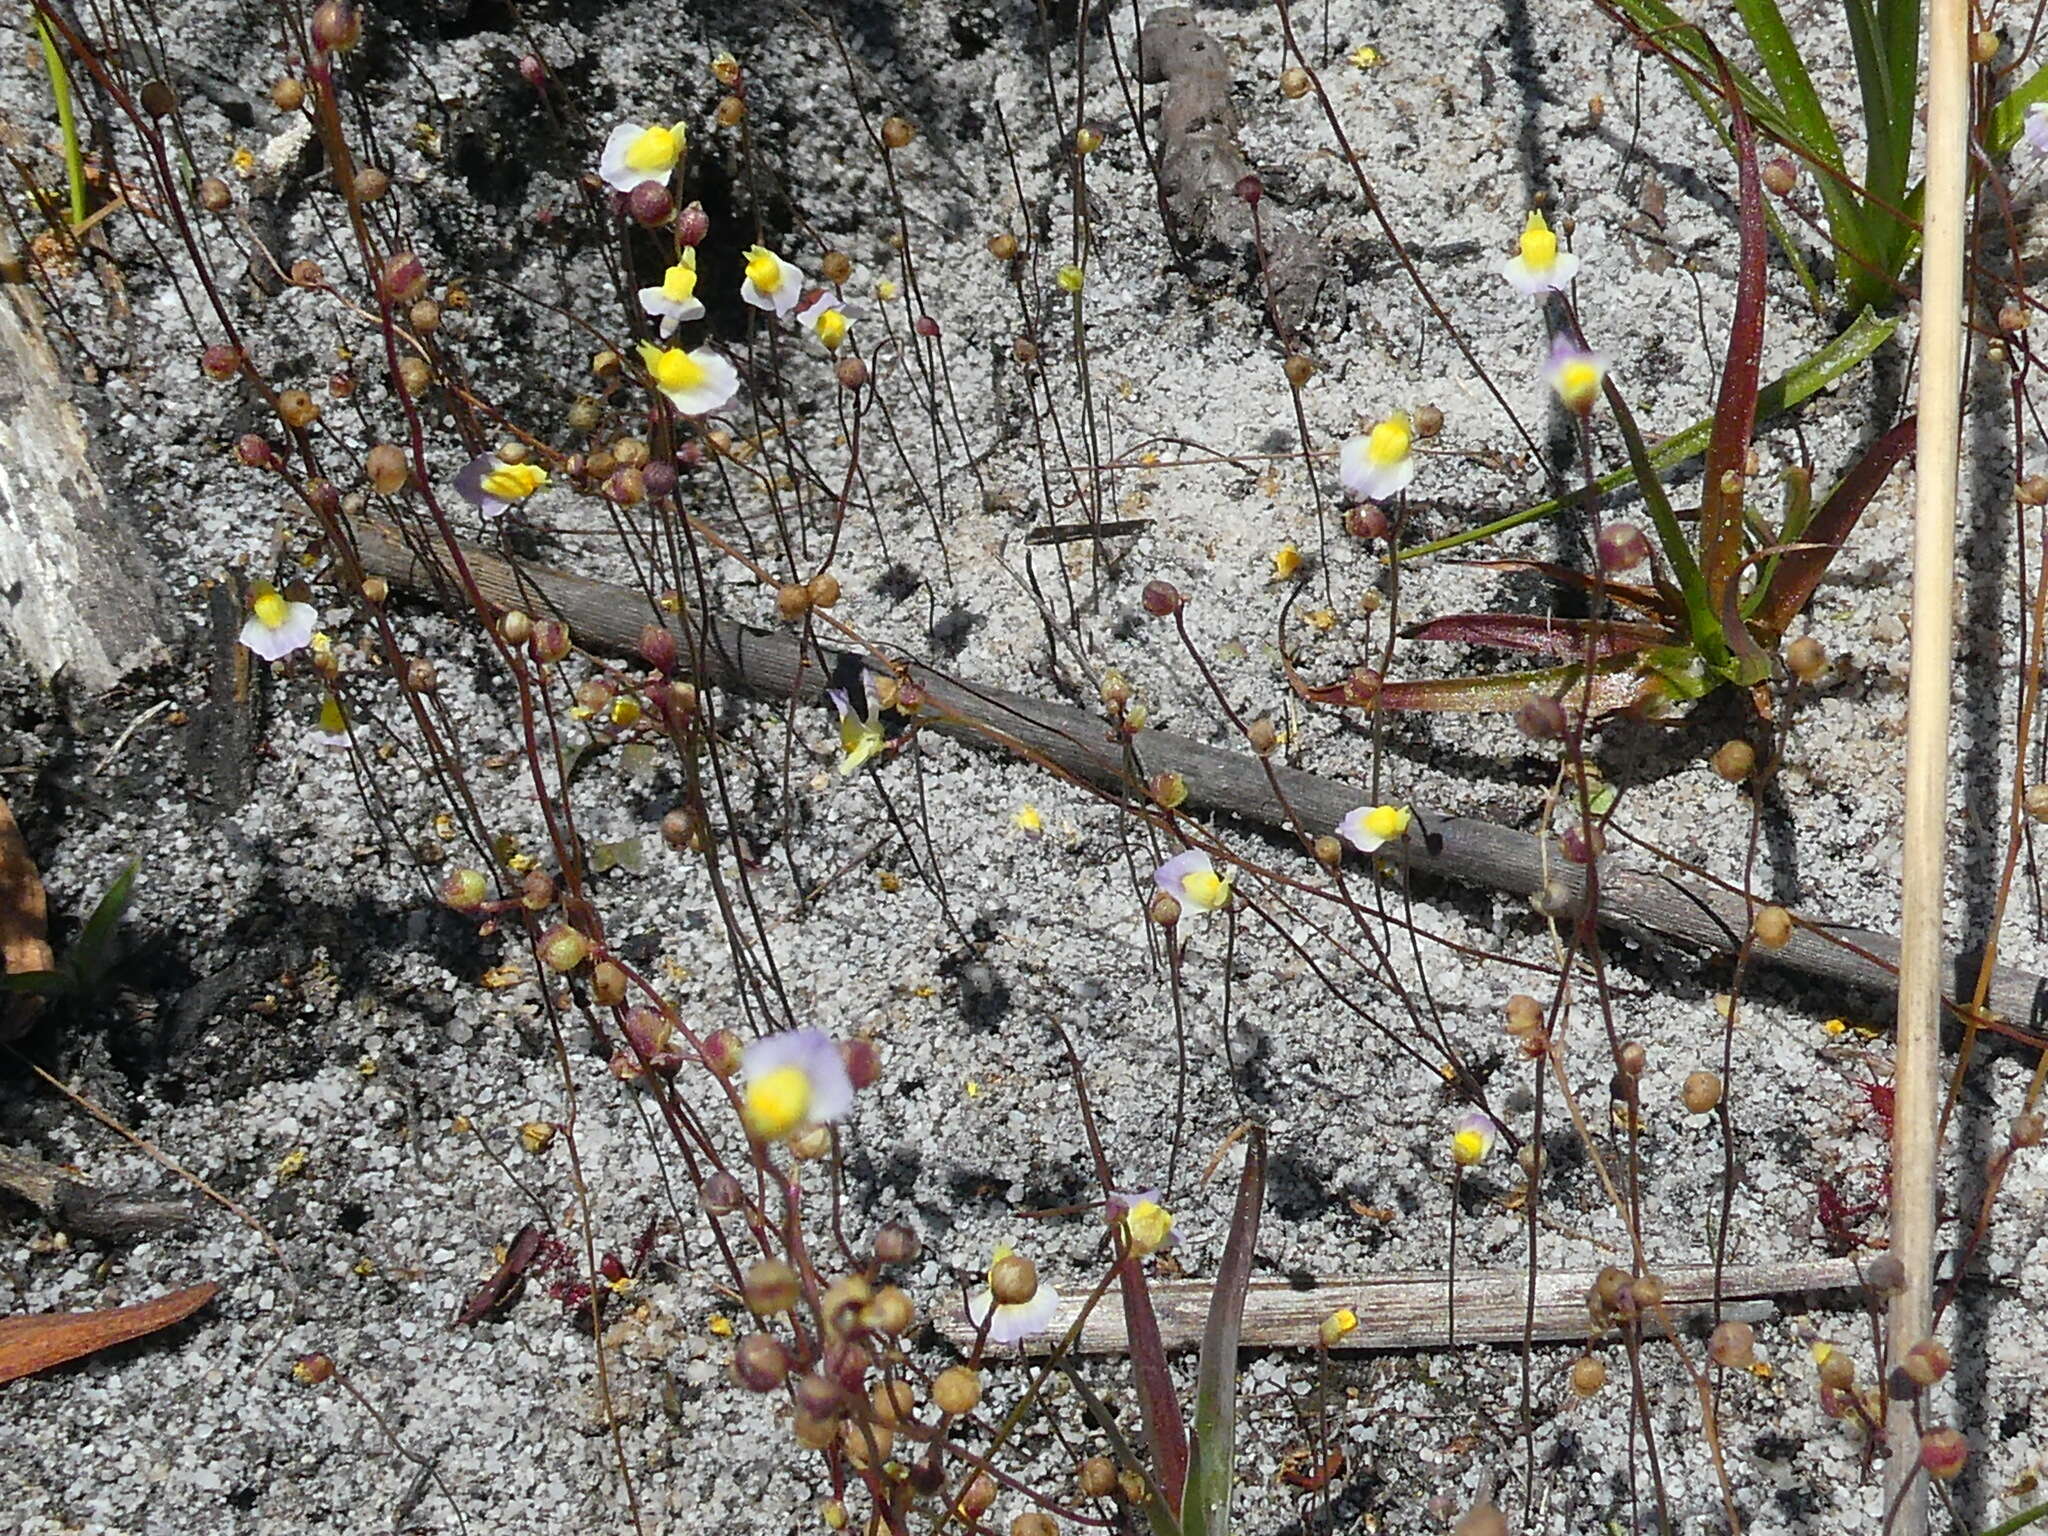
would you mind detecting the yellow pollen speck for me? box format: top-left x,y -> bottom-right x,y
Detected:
358,1056 -> 378,1076
1013,804 -> 1043,836
1055,264 -> 1085,293
707,1313 -> 734,1337
876,279 -> 900,301
1823,1018 -> 1848,1036
964,1079 -> 981,1097
878,870 -> 903,893
275,1148 -> 308,1180
231,146 -> 256,176
744,1063 -> 812,1139
1349,43 -> 1383,69
1272,543 -> 1302,581
1305,609 -> 1337,631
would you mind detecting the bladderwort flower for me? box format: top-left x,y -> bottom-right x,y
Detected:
965,1244 -> 1061,1344
1544,338 -> 1608,415
740,244 -> 804,315
1451,1109 -> 1498,1167
1105,1188 -> 1176,1258
1337,803 -> 1412,855
740,1027 -> 856,1141
1154,848 -> 1232,914
454,452 -> 548,518
599,119 -> 687,193
239,580 -> 319,661
636,339 -> 740,416
828,680 -> 886,774
638,249 -> 705,339
796,292 -> 850,351
2027,101 -> 2048,158
1339,412 -> 1416,502
1500,208 -> 1579,296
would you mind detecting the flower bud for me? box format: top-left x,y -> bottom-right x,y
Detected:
1149,891 -> 1181,927
1902,1338 -> 1951,1387
380,251 -> 428,305
842,1037 -> 882,1090
1280,66 -> 1312,98
987,232 -> 1020,261
699,1171 -> 744,1214
1234,173 -> 1263,205
989,1252 -> 1038,1305
745,1259 -> 801,1314
881,116 -> 915,149
1516,694 -> 1567,740
197,176 -> 232,213
1078,1457 -> 1116,1498
351,167 -> 390,203
807,572 -> 841,609
1681,1070 -> 1721,1113
915,315 -> 940,339
701,1030 -> 744,1077
1785,635 -> 1826,680
1284,353 -> 1315,390
731,1332 -> 791,1391
498,609 -> 533,646
1753,905 -> 1793,949
311,0 -> 361,52
365,443 -> 409,496
236,433 -> 276,469
1709,1320 -> 1755,1368
1142,579 -> 1183,616
277,389 -> 320,429
874,1223 -> 920,1266
628,181 -> 673,227
861,1286 -> 914,1336
531,619 -> 573,663
933,1364 -> 981,1415
1148,771 -> 1188,810
1920,1426 -> 1968,1480
292,1352 -> 335,1385
1570,1355 -> 1607,1395
1762,156 -> 1797,195
1596,522 -> 1650,572
538,923 -> 589,973
201,343 -> 241,381
674,201 -> 710,247
1712,740 -> 1756,782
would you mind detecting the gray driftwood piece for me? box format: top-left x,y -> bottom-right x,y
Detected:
1139,7 -> 1331,335
0,1144 -> 191,1241
0,285 -> 173,691
934,1259 -> 1864,1354
347,520 -> 2048,1027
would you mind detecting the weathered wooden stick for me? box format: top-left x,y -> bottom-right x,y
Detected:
346,520 -> 2048,1026
933,1259 -> 1863,1354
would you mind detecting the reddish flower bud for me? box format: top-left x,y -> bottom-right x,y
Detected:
1142,579 -> 1183,616
310,0 -> 361,51
628,182 -> 674,227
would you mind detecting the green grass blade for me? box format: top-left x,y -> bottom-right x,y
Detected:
1730,0 -> 1845,164
1060,1366 -> 1184,1536
1748,415 -> 1915,636
1398,310 -> 1896,561
1603,380 -> 1726,668
1180,1129 -> 1264,1536
1987,62 -> 2048,156
32,12 -> 88,229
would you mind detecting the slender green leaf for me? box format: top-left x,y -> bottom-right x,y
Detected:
65,860 -> 138,986
1603,380 -> 1725,668
1975,1497 -> 2048,1536
1115,1253 -> 1189,1515
1397,311 -> 1897,561
1180,1130 -> 1264,1536
0,971 -> 70,997
1987,62 -> 2048,156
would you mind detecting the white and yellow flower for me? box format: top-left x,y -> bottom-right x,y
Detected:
1500,209 -> 1579,296
636,339 -> 740,416
796,292 -> 850,351
829,680 -> 886,774
1105,1188 -> 1176,1259
637,249 -> 705,339
965,1244 -> 1061,1345
454,452 -> 549,518
1337,803 -> 1412,854
740,244 -> 804,315
1154,848 -> 1232,914
740,1027 -> 856,1141
598,119 -> 687,193
238,580 -> 319,661
1544,338 -> 1608,414
1338,412 -> 1416,503
1451,1109 -> 1498,1167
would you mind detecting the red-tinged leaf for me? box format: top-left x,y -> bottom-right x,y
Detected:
1296,661 -> 1663,718
454,1224 -> 544,1326
1697,36 -> 1768,630
1404,613 -> 1676,661
1115,1254 -> 1188,1516
0,1282 -> 218,1384
1751,416 -> 1916,637
1452,560 -> 1676,620
1182,1128 -> 1265,1536
1,792 -> 52,1040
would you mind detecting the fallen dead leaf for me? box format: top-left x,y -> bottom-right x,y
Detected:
0,791 -> 53,1036
0,1281 -> 219,1385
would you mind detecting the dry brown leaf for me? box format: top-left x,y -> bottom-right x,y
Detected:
0,792 -> 52,972
0,1281 -> 218,1385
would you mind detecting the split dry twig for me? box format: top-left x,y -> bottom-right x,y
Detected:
348,520 -> 2048,1026
938,1259 -> 1863,1354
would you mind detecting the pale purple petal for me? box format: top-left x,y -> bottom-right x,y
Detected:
1153,848 -> 1212,903
1336,806 -> 1379,853
742,1027 -> 855,1123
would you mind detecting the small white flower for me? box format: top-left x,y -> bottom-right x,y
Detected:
965,1245 -> 1061,1345
453,454 -> 548,518
1500,209 -> 1579,296
238,583 -> 318,661
1154,849 -> 1231,913
740,245 -> 804,315
637,250 -> 705,339
796,292 -> 850,350
740,1028 -> 856,1140
598,120 -> 687,193
637,340 -> 740,416
1543,338 -> 1609,414
1339,414 -> 1416,503
1336,804 -> 1412,854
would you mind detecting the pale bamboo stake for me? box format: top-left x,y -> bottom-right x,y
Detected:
1890,0 -> 1970,1526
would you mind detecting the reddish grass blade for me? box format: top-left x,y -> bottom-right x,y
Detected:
1453,560 -> 1677,620
1404,613 -> 1677,661
1751,416 -> 1916,637
1181,1128 -> 1265,1536
0,1281 -> 218,1384
1696,36 -> 1773,684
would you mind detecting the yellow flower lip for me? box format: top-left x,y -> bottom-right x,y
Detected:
1519,210 -> 1558,267
743,1063 -> 812,1140
623,123 -> 682,174
253,589 -> 288,628
479,462 -> 547,502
